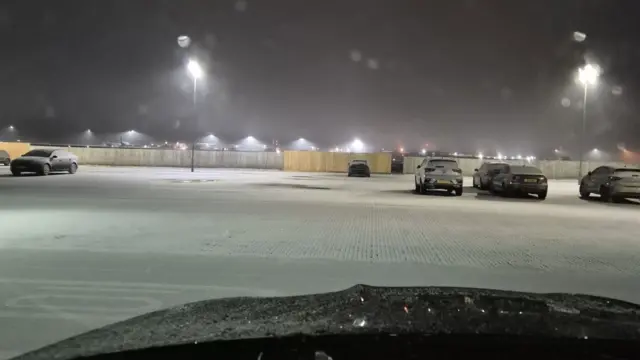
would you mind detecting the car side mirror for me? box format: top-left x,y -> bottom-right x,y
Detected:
50,155 -> 58,160
473,168 -> 478,172
587,171 -> 592,176
416,165 -> 421,169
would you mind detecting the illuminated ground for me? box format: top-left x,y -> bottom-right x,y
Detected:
0,165 -> 639,357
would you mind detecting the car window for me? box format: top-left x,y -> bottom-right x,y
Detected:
614,168 -> 640,176
592,167 -> 609,175
23,149 -> 54,157
509,166 -> 542,174
487,163 -> 508,172
0,150 -> 9,157
427,160 -> 458,168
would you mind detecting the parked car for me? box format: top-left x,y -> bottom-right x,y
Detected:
0,149 -> 10,165
490,165 -> 547,199
347,159 -> 371,177
414,158 -> 463,196
10,149 -> 78,176
579,166 -> 640,202
472,162 -> 508,190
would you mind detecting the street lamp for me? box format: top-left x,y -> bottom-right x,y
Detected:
187,59 -> 204,172
352,138 -> 364,152
187,59 -> 203,106
577,64 -> 599,179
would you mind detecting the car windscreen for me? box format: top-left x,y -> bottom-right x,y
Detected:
614,168 -> 640,177
428,160 -> 458,168
510,166 -> 542,174
22,150 -> 53,157
487,164 -> 508,171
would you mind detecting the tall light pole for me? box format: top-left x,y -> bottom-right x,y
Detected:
577,64 -> 599,179
187,59 -> 204,172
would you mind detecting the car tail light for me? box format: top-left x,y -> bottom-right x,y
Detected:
609,176 -> 622,181
425,167 -> 435,172
453,168 -> 462,174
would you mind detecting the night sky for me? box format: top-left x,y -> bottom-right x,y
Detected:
1,0 -> 639,155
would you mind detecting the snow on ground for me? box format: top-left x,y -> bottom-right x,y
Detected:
2,166 -> 639,275
1,165 -> 640,357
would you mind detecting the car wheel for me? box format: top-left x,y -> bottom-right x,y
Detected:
600,186 -> 612,202
488,182 -> 496,194
347,173 -> 352,177
454,188 -> 463,196
11,170 -> 20,176
579,182 -> 590,199
69,163 -> 78,174
538,191 -> 547,200
39,164 -> 51,176
3,160 -> 9,166
501,183 -> 511,197
419,181 -> 427,195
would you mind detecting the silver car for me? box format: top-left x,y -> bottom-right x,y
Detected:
490,165 -> 548,200
579,166 -> 640,202
414,158 -> 463,196
472,162 -> 509,190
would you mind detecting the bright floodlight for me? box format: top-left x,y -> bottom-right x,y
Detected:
128,130 -> 135,134
593,148 -> 599,152
352,138 -> 364,152
420,149 -> 426,155
298,138 -> 305,142
8,125 -> 14,130
247,135 -> 255,142
578,64 -> 599,86
478,153 -> 483,159
187,59 -> 203,79
517,155 -> 522,159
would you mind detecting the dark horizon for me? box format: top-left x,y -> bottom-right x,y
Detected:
1,0 -> 639,155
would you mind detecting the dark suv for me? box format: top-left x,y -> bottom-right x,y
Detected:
348,159 -> 371,177
0,150 -> 10,165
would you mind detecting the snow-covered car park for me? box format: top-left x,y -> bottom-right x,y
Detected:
0,165 -> 639,357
